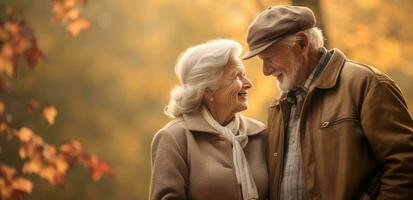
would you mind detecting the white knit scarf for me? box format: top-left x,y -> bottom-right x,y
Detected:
201,107 -> 259,200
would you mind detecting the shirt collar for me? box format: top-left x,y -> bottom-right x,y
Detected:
286,47 -> 331,98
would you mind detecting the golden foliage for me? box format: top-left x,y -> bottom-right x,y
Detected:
52,0 -> 91,37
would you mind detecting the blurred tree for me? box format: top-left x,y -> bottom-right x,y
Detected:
0,1 -> 111,199
292,0 -> 329,47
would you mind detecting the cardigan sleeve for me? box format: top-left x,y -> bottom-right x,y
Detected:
149,129 -> 188,200
361,77 -> 413,199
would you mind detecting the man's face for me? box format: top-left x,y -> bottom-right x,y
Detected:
258,42 -> 301,92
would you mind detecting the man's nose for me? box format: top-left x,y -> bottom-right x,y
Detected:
263,63 -> 274,76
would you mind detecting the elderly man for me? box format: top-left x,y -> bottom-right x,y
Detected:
243,5 -> 413,200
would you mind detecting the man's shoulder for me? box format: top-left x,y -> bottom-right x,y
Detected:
341,59 -> 394,83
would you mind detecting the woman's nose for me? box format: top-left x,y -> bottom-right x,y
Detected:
243,77 -> 252,89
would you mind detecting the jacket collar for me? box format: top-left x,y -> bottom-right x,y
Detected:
313,48 -> 347,89
182,111 -> 266,136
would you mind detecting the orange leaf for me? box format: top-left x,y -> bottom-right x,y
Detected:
88,156 -> 112,181
16,127 -> 33,142
67,18 -> 90,37
54,158 -> 69,174
22,161 -> 41,174
0,55 -> 14,77
42,145 -> 57,161
52,1 -> 66,22
1,43 -> 14,58
11,178 -> 33,193
0,164 -> 16,180
60,140 -> 84,156
43,106 -> 58,125
18,147 -> 27,159
64,8 -> 81,21
0,27 -> 9,40
4,21 -> 20,35
0,101 -> 5,115
39,166 -> 56,184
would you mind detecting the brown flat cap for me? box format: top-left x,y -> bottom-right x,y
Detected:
243,5 -> 316,60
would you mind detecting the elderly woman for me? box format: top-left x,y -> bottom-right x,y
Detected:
149,39 -> 268,200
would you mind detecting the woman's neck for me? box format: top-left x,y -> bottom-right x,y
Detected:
206,105 -> 235,126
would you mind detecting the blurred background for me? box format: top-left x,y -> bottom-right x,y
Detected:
1,0 -> 412,199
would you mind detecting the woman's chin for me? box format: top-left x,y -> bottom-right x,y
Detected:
236,103 -> 248,112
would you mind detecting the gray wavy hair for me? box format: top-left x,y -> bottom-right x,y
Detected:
281,27 -> 325,49
165,39 -> 242,118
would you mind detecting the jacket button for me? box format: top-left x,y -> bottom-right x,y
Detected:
273,152 -> 278,157
321,121 -> 330,128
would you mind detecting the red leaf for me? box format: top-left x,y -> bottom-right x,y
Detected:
24,46 -> 45,68
87,156 -> 112,181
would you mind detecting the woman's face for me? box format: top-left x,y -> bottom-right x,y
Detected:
210,58 -> 252,114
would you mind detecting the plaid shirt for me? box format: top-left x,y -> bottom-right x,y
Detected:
279,48 -> 330,200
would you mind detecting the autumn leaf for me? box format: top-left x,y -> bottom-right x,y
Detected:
43,106 -> 58,125
0,164 -> 17,180
0,101 -> 5,115
0,55 -> 14,77
27,99 -> 40,114
18,147 -> 27,159
64,8 -> 81,21
60,140 -> 84,156
67,17 -> 90,37
4,21 -> 20,36
11,178 -> 33,193
87,156 -> 112,181
24,46 -> 45,68
16,127 -> 33,142
0,163 -> 33,199
22,161 -> 41,174
1,43 -> 14,58
54,157 -> 69,174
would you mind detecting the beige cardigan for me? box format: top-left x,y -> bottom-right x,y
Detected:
150,111 -> 268,200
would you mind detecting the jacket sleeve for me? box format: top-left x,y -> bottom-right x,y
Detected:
360,78 -> 413,199
149,129 -> 188,200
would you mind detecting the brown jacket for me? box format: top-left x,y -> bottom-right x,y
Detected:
267,49 -> 413,200
150,112 -> 268,200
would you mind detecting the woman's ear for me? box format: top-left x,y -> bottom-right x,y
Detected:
203,88 -> 214,101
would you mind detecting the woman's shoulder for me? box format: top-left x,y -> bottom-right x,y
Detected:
152,118 -> 189,144
161,117 -> 187,131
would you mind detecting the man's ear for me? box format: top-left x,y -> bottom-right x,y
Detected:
295,32 -> 309,57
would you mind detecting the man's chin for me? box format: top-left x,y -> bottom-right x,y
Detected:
277,81 -> 292,92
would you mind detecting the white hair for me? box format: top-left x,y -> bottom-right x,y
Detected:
281,27 -> 325,50
165,39 -> 242,118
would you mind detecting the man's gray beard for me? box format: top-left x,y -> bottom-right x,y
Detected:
276,57 -> 300,92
